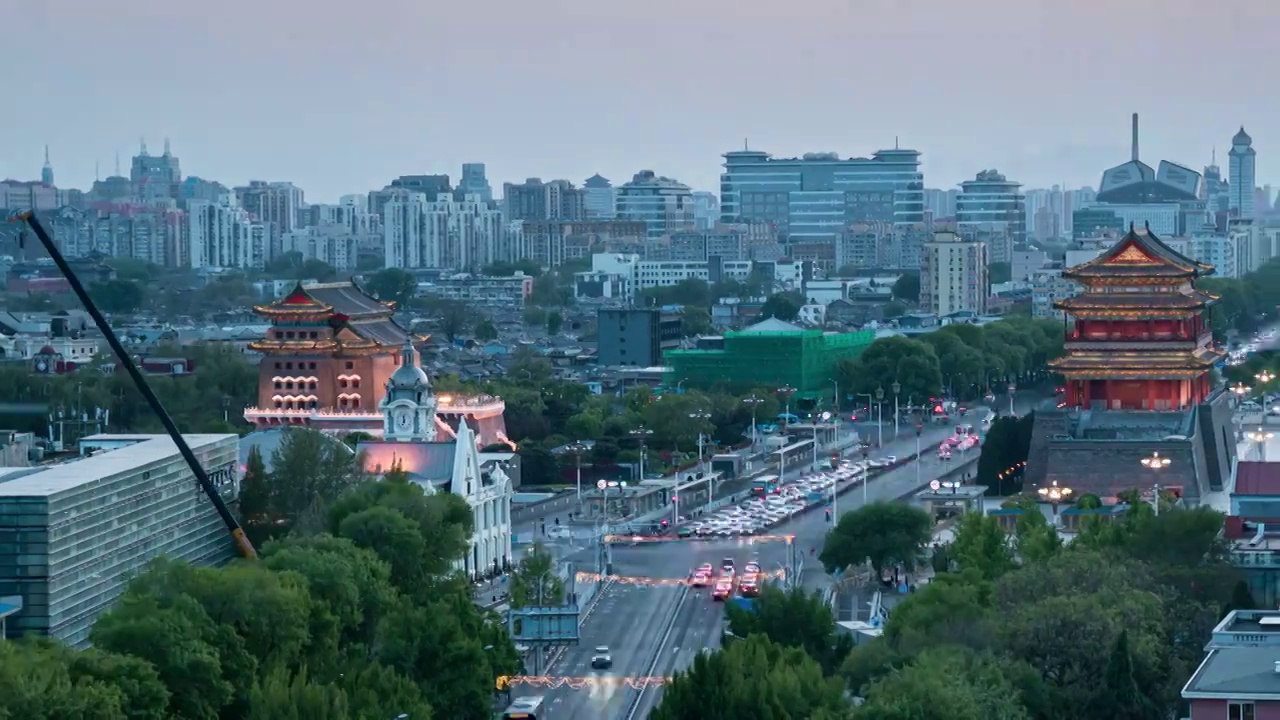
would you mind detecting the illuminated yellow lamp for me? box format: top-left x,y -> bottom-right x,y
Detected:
437,394 -> 454,405
1231,383 -> 1252,397
1258,370 -> 1276,385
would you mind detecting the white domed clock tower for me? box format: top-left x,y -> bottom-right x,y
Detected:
380,343 -> 437,442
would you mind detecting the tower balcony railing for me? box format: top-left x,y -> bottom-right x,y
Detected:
243,394 -> 507,421
1064,338 -> 1200,352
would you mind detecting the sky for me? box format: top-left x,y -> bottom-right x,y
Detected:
4,0 -> 1278,202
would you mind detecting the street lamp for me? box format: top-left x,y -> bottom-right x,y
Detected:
859,441 -> 872,506
566,441 -> 589,508
1248,428 -> 1275,461
1231,382 -> 1252,399
914,423 -> 923,487
831,379 -> 841,412
1007,381 -> 1017,416
630,426 -> 654,482
1037,479 -> 1073,519
874,385 -> 885,448
776,385 -> 797,427
1258,370 -> 1276,385
688,411 -> 712,505
743,395 -> 764,452
1140,451 -> 1171,517
891,380 -> 902,441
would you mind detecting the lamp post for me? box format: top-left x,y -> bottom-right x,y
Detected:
1007,381 -> 1017,417
1231,383 -> 1252,403
1140,451 -> 1171,517
1248,428 -> 1275,461
776,385 -> 797,427
831,379 -> 841,413
859,441 -> 872,506
914,423 -> 923,487
743,395 -> 764,452
630,426 -> 653,483
688,411 -> 712,505
1037,480 -> 1073,520
892,380 -> 901,441
1254,371 -> 1274,412
875,385 -> 885,448
566,441 -> 589,508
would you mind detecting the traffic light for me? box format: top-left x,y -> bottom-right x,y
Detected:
554,517 -> 560,526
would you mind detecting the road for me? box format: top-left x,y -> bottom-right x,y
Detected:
537,394 -> 1048,718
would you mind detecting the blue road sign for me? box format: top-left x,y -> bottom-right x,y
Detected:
508,605 -> 581,645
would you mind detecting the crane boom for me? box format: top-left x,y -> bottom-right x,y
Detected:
7,211 -> 257,560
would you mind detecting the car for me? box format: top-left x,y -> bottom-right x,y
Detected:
677,526 -> 695,538
591,646 -> 613,669
744,562 -> 762,574
691,572 -> 711,587
722,558 -> 735,572
712,581 -> 733,601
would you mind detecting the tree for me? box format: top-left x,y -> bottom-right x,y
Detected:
474,319 -> 498,341
882,572 -> 995,655
725,584 -> 853,675
338,661 -> 435,720
0,639 -> 137,719
948,512 -> 1015,579
239,445 -> 272,541
680,306 -> 712,335
838,336 -> 943,404
517,441 -> 560,486
892,272 -> 920,302
245,666 -> 349,720
90,279 -> 146,313
1227,579 -> 1258,614
429,298 -> 474,342
652,635 -> 851,720
1013,508 -> 1061,564
1090,630 -> 1161,720
759,292 -> 803,321
509,541 -> 565,609
375,599 -> 496,720
268,428 -> 366,530
820,502 -> 934,578
854,647 -> 1032,720
546,310 -> 564,335
362,268 -> 417,308
522,306 -> 548,326
882,300 -> 907,318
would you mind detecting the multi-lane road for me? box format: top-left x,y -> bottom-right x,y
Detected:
532,395 -> 1047,719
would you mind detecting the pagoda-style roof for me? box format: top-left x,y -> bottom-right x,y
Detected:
249,280 -> 416,354
1049,346 -> 1226,376
254,281 -> 395,319
1063,225 -> 1214,282
1054,288 -> 1218,314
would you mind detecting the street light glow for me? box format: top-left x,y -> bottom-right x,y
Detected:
1140,451 -> 1171,470
1037,479 -> 1072,503
1258,370 -> 1276,385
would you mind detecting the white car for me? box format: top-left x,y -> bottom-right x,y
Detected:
592,646 -> 613,669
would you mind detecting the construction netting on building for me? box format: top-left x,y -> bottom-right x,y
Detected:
664,329 -> 874,395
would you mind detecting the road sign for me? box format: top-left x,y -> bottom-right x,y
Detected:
929,479 -> 941,491
508,605 -> 581,645
596,479 -> 607,490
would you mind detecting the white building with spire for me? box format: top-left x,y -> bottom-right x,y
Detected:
1230,127 -> 1257,220
357,343 -> 514,578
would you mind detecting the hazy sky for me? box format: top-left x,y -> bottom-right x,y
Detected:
5,0 -> 1277,202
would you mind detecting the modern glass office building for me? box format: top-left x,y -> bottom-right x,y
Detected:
615,170 -> 695,240
955,169 -> 1027,246
718,147 -> 925,238
0,433 -> 238,646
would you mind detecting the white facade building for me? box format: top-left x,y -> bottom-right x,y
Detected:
1229,127 -> 1257,220
359,344 -> 513,578
575,253 -> 807,303
281,225 -> 359,270
188,194 -> 265,269
920,231 -> 988,317
956,169 -> 1026,246
383,193 -> 509,270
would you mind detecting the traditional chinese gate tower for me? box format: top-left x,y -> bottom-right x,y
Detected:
1050,224 -> 1225,411
1025,224 -> 1236,500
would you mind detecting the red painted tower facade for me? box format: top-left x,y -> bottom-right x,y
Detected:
1049,226 -> 1226,411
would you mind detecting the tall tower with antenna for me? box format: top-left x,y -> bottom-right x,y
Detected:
41,145 -> 54,186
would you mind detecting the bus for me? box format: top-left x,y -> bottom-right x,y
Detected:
751,474 -> 780,497
503,695 -> 545,720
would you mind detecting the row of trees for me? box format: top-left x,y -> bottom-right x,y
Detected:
654,494 -> 1245,718
0,437 -> 518,720
1200,255 -> 1280,341
836,316 -> 1064,403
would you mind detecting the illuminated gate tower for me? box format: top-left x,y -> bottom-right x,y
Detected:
1050,224 -> 1225,411
243,281 -> 514,448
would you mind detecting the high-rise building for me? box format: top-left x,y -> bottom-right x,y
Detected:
583,174 -> 616,219
919,231 -> 988,317
1229,127 -> 1257,219
616,170 -> 694,240
692,191 -> 719,231
236,181 -> 304,238
384,192 -> 509,270
130,139 -> 181,201
956,169 -> 1026,250
40,146 -> 54,186
923,188 -> 958,219
188,193 -> 265,269
718,147 -> 925,237
458,163 -> 493,203
502,178 -> 585,223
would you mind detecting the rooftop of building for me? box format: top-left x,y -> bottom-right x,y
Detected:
1066,408 -> 1196,441
257,281 -> 396,318
1183,610 -> 1280,700
1063,225 -> 1214,281
0,433 -> 235,498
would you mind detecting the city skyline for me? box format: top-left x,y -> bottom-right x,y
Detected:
5,0 -> 1277,202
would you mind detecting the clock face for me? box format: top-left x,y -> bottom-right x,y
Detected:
396,411 -> 412,431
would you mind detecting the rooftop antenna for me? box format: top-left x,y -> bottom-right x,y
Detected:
114,152 -> 121,177
744,138 -> 748,151
895,136 -> 900,150
163,137 -> 171,156
94,161 -> 100,182
43,145 -> 50,165
1131,113 -> 1140,162
139,136 -> 148,155
1211,146 -> 1217,166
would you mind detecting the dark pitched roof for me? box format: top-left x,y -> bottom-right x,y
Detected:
1064,225 -> 1214,281
1235,461 -> 1280,496
301,281 -> 393,317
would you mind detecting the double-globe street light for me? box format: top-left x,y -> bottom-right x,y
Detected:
874,385 -> 885,448
687,410 -> 713,517
1038,479 -> 1073,520
776,385 -> 797,428
1248,428 -> 1275,461
1140,451 -> 1172,517
743,395 -> 764,452
565,441 -> 589,509
629,426 -> 654,483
